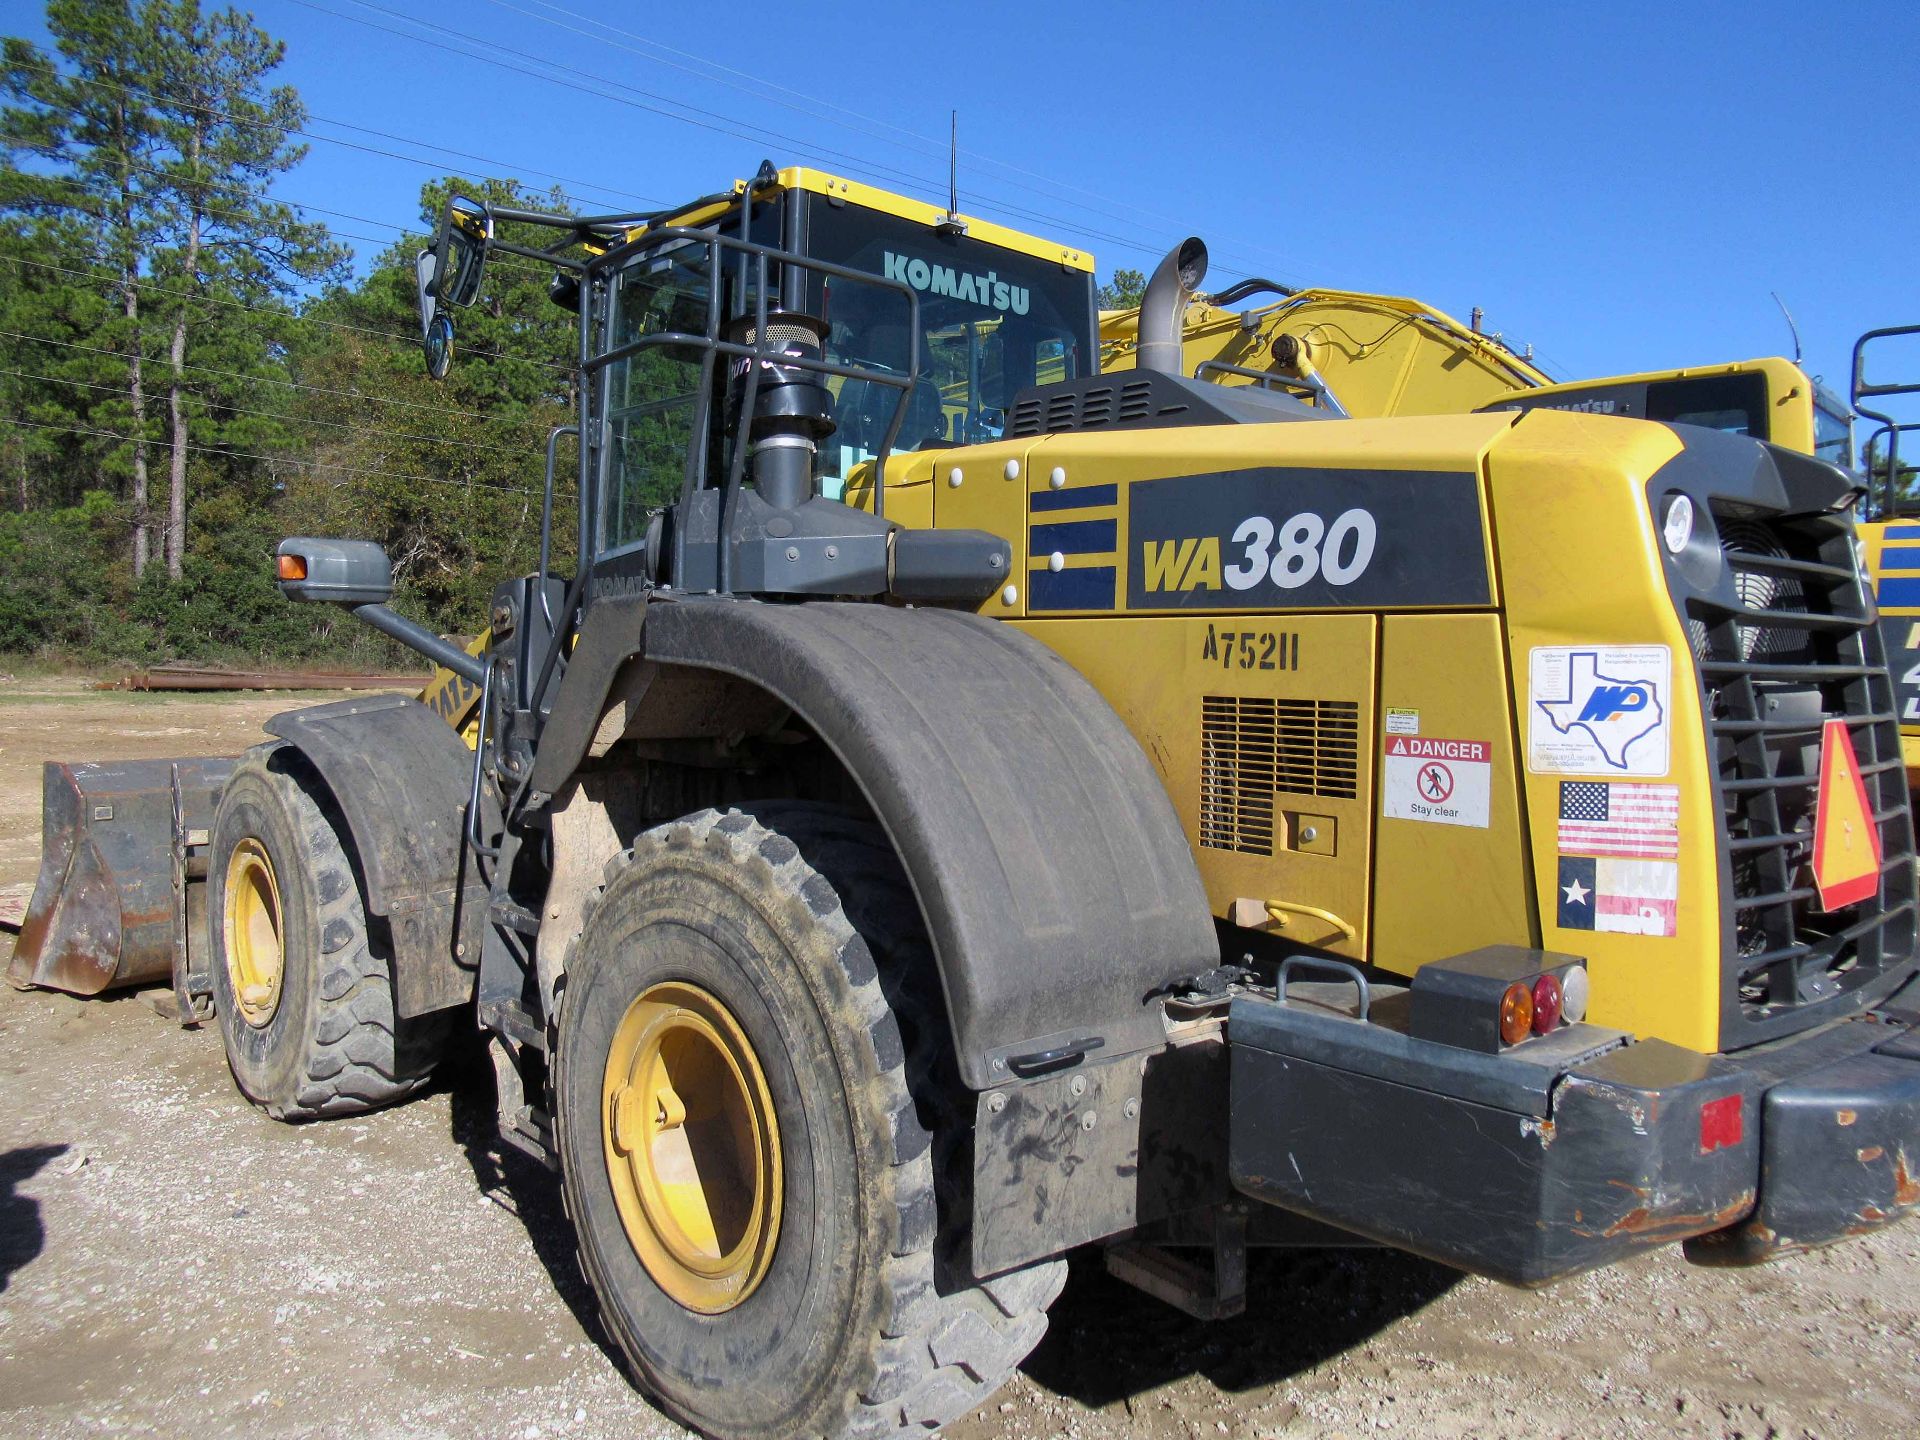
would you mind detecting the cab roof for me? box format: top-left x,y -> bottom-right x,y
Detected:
634,165 -> 1096,275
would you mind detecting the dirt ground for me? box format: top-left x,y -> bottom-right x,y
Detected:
3,678 -> 1919,1439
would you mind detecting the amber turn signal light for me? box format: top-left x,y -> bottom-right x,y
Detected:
277,553 -> 308,581
1498,981 -> 1534,1046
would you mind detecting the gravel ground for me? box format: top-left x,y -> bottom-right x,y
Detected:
3,679 -> 1919,1439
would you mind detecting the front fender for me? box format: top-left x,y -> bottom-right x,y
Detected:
265,695 -> 488,1017
637,597 -> 1218,1089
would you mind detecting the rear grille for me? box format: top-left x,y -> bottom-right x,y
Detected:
1690,506 -> 1918,1045
1200,696 -> 1359,856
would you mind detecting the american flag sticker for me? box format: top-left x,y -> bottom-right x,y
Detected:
1557,855 -> 1679,937
1558,781 -> 1679,859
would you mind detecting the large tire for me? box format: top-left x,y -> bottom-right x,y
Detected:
207,744 -> 448,1121
553,804 -> 1065,1440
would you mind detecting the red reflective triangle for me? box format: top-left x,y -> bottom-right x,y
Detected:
1811,719 -> 1882,910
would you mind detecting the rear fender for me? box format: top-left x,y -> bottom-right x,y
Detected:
599,597 -> 1219,1090
264,695 -> 489,1017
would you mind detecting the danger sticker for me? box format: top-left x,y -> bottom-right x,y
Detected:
1383,735 -> 1490,828
1528,645 -> 1671,777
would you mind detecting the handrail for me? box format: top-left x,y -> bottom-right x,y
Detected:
1275,955 -> 1371,1020
519,218 -> 928,757
1865,421 -> 1920,518
1263,898 -> 1358,941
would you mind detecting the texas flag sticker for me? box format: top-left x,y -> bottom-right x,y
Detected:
1557,855 -> 1678,937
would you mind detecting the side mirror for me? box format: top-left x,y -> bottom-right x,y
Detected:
275,537 -> 393,606
433,196 -> 491,309
414,251 -> 455,380
415,197 -> 489,382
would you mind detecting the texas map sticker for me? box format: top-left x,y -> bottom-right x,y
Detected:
1528,645 -> 1671,777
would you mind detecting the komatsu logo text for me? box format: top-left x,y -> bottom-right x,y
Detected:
882,251 -> 1029,315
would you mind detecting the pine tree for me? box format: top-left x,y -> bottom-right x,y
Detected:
0,1 -> 168,573
145,1 -> 342,579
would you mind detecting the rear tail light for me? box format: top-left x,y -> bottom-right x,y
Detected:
1409,949 -> 1589,1053
1530,973 -> 1563,1034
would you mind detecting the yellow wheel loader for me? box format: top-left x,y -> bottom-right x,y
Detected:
13,162 -> 1920,1440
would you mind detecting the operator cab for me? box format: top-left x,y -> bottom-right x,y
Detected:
603,168 -> 1097,515
412,163 -> 1096,604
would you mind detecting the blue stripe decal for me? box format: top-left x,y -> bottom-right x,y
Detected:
1885,525 -> 1920,539
1029,518 -> 1117,555
1028,565 -> 1116,611
1029,484 -> 1119,513
1877,576 -> 1920,608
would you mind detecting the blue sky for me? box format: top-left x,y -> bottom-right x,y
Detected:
7,0 -> 1917,394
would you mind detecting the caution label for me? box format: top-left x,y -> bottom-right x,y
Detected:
1383,735 -> 1491,829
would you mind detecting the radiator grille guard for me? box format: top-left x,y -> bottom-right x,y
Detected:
1658,442 -> 1919,1048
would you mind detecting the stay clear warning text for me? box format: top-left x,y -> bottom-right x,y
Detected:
1383,736 -> 1491,829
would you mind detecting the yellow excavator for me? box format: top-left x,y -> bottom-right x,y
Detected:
12,162 -> 1920,1440
1100,280 -> 1549,419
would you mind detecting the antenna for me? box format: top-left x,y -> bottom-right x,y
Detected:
937,110 -> 966,235
1771,292 -> 1804,364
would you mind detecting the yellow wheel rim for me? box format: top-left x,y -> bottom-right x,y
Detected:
602,981 -> 782,1314
223,838 -> 285,1028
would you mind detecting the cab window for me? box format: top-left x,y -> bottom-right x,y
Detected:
802,196 -> 1092,494
1645,373 -> 1769,439
600,240 -> 712,554
1814,402 -> 1855,472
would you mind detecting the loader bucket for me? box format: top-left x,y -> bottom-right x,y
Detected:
7,757 -> 234,997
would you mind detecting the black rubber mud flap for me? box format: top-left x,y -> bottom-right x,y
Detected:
639,597 -> 1219,1089
265,695 -> 488,1017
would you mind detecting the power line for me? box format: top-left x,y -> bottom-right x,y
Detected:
28,167 -> 562,286
0,326 -> 521,423
0,364 -> 539,457
10,55 -> 657,217
290,0 -> 1292,283
490,0 -> 940,157
487,0 -> 1306,283
0,414 -> 549,495
31,171 -> 393,249
294,0 -> 945,196
12,37 -> 1298,287
4,254 -> 573,372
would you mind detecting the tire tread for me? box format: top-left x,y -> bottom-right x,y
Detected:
217,746 -> 447,1121
556,802 -> 1061,1439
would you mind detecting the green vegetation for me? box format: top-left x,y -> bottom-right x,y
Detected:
0,1 -> 576,665
1096,267 -> 1146,311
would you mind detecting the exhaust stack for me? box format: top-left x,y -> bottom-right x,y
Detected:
1137,237 -> 1208,375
